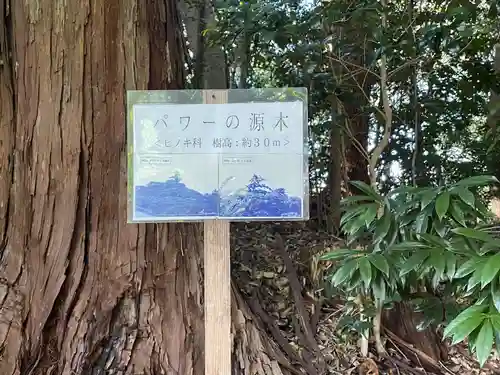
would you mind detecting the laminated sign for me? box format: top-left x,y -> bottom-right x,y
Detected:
127,88 -> 309,222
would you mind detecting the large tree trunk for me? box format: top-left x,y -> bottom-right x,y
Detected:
0,1 -> 309,374
0,1 -> 201,374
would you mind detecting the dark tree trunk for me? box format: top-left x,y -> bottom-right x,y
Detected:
0,1 -> 304,374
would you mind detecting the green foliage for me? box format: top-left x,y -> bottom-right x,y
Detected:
321,176 -> 500,367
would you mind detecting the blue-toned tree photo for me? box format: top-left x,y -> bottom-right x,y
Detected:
219,174 -> 302,218
134,174 -> 302,219
134,173 -> 219,218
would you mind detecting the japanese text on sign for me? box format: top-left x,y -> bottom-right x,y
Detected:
133,102 -> 304,155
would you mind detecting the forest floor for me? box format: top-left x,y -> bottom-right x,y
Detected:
231,222 -> 500,375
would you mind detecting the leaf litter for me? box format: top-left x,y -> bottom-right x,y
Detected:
230,222 -> 500,375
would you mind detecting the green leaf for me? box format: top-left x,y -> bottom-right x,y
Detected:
368,254 -> 390,277
457,187 -> 475,207
344,214 -> 367,236
341,195 -> 374,205
340,205 -> 366,227
350,181 -> 382,201
415,211 -> 429,233
433,219 -> 447,237
373,211 -> 391,243
468,269 -> 483,291
445,252 -> 456,279
455,259 -> 477,278
430,251 -> 446,281
421,190 -> 438,210
389,242 -> 430,251
475,319 -> 494,367
399,251 -> 429,276
363,204 -> 378,226
481,253 -> 500,288
444,304 -> 487,337
435,191 -> 450,220
320,249 -> 364,261
331,259 -> 359,287
449,201 -> 466,226
450,314 -> 485,345
452,228 -> 495,242
359,257 -> 372,288
455,258 -> 480,278
455,175 -> 499,187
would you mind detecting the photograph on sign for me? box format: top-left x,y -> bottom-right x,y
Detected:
127,88 -> 309,222
219,154 -> 304,219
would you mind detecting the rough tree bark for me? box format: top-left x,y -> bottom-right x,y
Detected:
0,1 -> 306,374
0,1 -> 208,374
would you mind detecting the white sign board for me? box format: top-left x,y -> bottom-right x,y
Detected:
129,100 -> 308,222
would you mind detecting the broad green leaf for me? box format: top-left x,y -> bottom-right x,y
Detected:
452,228 -> 495,242
468,269 -> 483,291
455,175 -> 499,187
450,314 -> 485,345
490,315 -> 500,332
455,259 -> 481,278
444,304 -> 488,338
345,270 -> 362,291
350,181 -> 382,201
373,211 -> 391,243
344,215 -> 367,236
445,252 -> 456,280
341,195 -> 374,205
435,191 -> 450,220
389,242 -> 430,251
359,257 -> 372,288
399,251 -> 429,276
457,187 -> 475,207
368,254 -> 390,276
430,251 -> 446,281
469,327 -> 480,352
449,201 -> 466,226
475,319 -> 494,367
340,205 -> 367,227
421,190 -> 438,210
418,233 -> 448,249
444,304 -> 487,343
415,211 -> 429,233
481,253 -> 500,288
480,242 -> 498,255
363,204 -> 378,226
331,259 -> 359,287
320,249 -> 364,261
433,219 -> 447,237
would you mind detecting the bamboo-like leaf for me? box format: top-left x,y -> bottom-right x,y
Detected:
373,211 -> 392,243
331,259 -> 359,287
475,319 -> 494,367
341,195 -> 374,205
359,257 -> 372,288
443,304 -> 487,338
399,251 -> 429,276
435,191 -> 451,220
421,190 -> 438,209
368,254 -> 390,276
455,175 -> 499,187
350,181 -> 382,201
452,228 -> 495,242
455,258 -> 481,278
481,253 -> 500,288
457,187 -> 475,207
